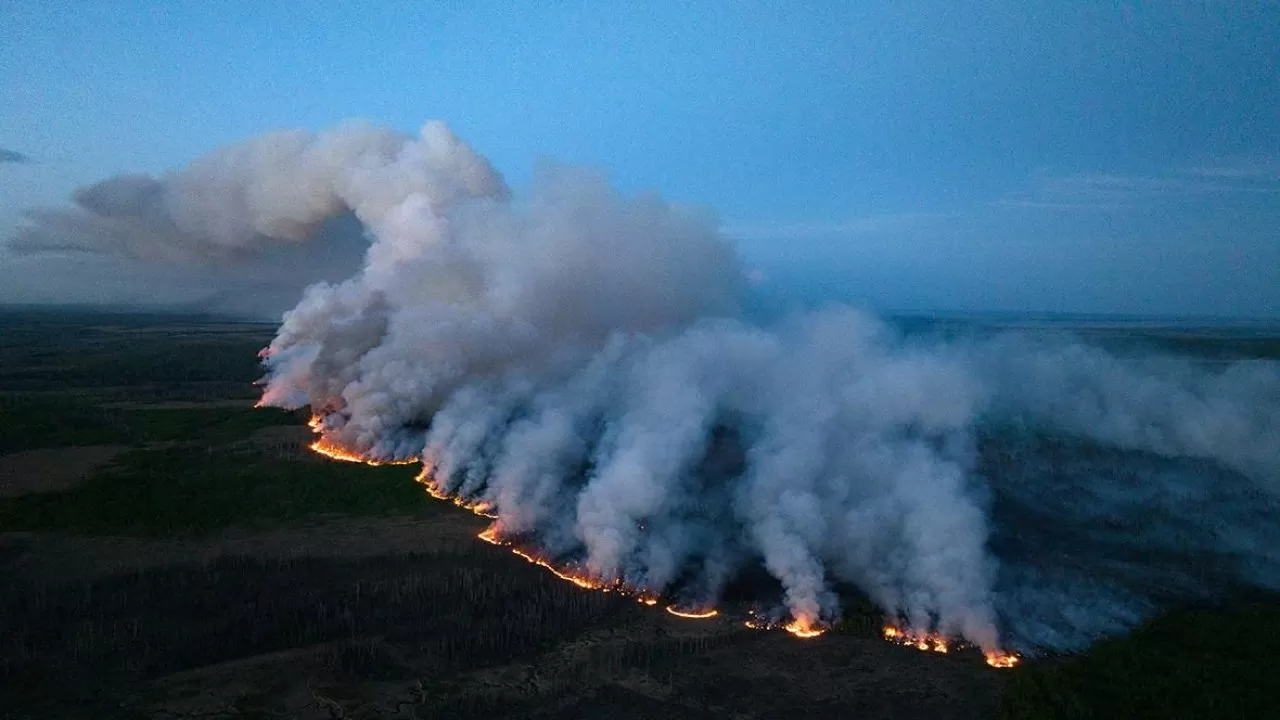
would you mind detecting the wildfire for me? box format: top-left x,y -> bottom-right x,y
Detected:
296,415 -> 1018,669
463,500 -> 498,518
742,611 -> 826,638
299,414 -> 419,466
418,474 -> 499,518
665,606 -> 719,620
882,625 -> 1020,668
307,438 -> 416,466
510,546 -> 607,590
476,525 -> 673,609
477,526 -> 503,545
985,652 -> 1020,668
882,626 -> 948,654
783,619 -> 826,639
476,525 -> 619,592
299,420 -> 670,616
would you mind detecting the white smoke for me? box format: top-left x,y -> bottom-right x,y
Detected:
22,119 -> 1278,653
977,338 -> 1280,492
242,122 -> 1278,652
3,122 -> 505,315
11,121 -> 504,261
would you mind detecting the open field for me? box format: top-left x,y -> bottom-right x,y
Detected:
1,307 -> 1276,719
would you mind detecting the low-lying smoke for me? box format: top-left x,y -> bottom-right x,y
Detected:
29,119 -> 1279,652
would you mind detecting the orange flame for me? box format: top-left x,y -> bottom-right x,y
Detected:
882,625 -> 949,654
299,413 -> 1017,668
510,546 -> 606,590
307,438 -> 416,466
985,652 -> 1020,668
303,417 -> 650,602
882,625 -> 1019,668
742,611 -> 825,638
301,414 -> 416,466
783,618 -> 826,639
417,472 -> 499,518
478,526 -> 665,609
477,524 -> 618,592
665,606 -> 719,620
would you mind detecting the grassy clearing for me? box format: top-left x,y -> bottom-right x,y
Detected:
112,405 -> 304,444
0,309 -> 273,392
0,444 -> 433,535
0,309 -> 426,534
0,397 -> 133,452
0,398 -> 306,454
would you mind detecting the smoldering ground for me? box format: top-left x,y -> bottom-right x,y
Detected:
10,120 -> 1279,654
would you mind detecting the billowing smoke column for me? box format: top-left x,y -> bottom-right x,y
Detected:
240,120 -> 1005,647
11,122 -> 507,263
55,119 -> 1279,654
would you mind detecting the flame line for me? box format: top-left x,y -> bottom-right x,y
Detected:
298,417 -> 1017,667
308,439 -> 416,466
741,611 -> 827,639
665,607 -> 719,619
882,625 -> 1019,668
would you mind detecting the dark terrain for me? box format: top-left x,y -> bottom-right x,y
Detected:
1,307 -> 1276,719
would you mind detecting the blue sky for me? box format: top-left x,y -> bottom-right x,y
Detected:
2,1 -> 1278,316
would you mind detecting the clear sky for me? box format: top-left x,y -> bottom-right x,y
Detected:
2,1 -> 1278,317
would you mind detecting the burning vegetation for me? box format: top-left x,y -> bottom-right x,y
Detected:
308,437 -> 417,466
740,610 -> 826,639
665,606 -> 719,620
882,625 -> 1020,668
883,625 -> 949,654
784,619 -> 827,640
303,415 -> 1020,668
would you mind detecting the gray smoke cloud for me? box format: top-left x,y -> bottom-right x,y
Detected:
4,122 -> 505,315
255,121 -> 1280,653
24,119 -> 1276,653
11,122 -> 504,261
247,121 -> 1279,652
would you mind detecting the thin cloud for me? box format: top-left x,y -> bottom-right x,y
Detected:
724,212 -> 951,241
0,148 -> 33,164
1177,155 -> 1280,181
994,161 -> 1280,212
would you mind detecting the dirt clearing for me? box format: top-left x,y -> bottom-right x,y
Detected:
0,444 -> 126,498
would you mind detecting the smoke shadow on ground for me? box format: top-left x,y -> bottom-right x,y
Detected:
983,427 -> 1280,652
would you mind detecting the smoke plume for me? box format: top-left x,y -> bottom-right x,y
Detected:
26,120 -> 1280,653
4,122 -> 494,315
